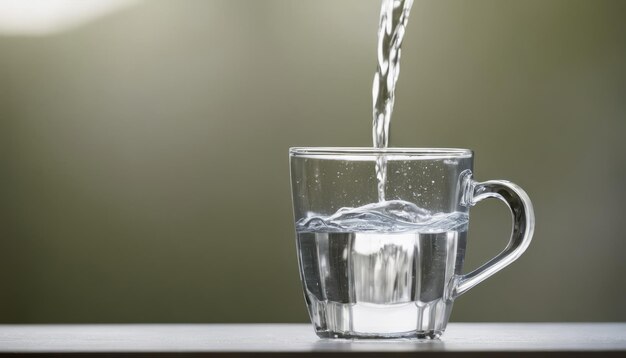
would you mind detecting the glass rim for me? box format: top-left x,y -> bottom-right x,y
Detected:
289,147 -> 473,159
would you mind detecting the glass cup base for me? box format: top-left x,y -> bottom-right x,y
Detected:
315,329 -> 443,340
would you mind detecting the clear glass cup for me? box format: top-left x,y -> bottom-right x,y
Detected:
290,147 -> 535,339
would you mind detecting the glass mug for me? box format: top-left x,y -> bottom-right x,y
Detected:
290,148 -> 534,339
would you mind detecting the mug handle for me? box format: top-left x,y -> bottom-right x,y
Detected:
453,179 -> 535,298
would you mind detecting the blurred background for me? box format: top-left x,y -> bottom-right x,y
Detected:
0,0 -> 625,323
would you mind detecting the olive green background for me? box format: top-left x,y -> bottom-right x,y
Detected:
1,0 -> 625,323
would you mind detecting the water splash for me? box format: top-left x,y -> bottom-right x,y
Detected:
297,200 -> 468,233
